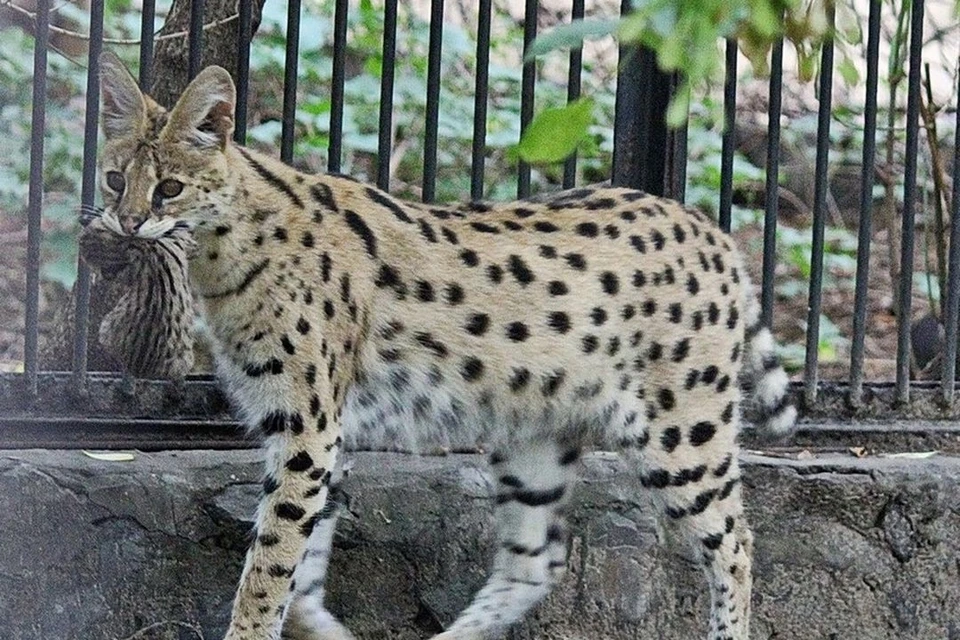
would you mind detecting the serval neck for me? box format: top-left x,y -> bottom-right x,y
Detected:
188,144 -> 315,299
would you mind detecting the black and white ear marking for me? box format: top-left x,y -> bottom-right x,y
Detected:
164,66 -> 237,150
99,51 -> 147,139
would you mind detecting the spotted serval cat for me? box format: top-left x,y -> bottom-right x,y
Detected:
89,52 -> 796,640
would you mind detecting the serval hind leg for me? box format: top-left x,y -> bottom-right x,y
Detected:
628,402 -> 752,640
431,439 -> 578,640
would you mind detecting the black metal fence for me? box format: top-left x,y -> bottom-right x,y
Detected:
4,0 -> 960,448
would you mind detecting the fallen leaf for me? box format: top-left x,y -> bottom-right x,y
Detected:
82,450 -> 136,462
878,451 -> 938,460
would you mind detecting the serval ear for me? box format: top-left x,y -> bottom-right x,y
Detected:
99,51 -> 147,139
164,65 -> 236,150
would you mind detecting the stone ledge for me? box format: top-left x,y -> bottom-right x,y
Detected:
0,449 -> 958,639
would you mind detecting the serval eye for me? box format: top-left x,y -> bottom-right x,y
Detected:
105,171 -> 125,193
158,179 -> 184,198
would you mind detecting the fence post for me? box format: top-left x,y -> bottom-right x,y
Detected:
611,42 -> 683,199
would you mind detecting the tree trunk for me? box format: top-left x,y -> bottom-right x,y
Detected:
152,0 -> 266,109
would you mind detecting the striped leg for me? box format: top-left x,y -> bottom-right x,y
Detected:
655,460 -> 752,640
638,428 -> 753,640
432,440 -> 578,640
281,479 -> 354,640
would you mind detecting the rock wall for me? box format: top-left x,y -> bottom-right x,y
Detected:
1,449 -> 958,639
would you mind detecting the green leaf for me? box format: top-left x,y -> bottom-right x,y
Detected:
525,19 -> 621,61
837,57 -> 860,86
515,98 -> 595,165
665,83 -> 691,127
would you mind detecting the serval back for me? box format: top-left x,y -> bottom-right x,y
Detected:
93,51 -> 796,640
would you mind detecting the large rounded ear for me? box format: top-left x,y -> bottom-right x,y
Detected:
99,51 -> 147,139
163,66 -> 236,150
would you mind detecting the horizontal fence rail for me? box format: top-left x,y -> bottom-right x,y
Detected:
4,0 -> 960,448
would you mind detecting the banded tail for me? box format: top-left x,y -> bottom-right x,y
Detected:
739,275 -> 798,439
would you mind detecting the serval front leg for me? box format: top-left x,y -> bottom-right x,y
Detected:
224,382 -> 346,640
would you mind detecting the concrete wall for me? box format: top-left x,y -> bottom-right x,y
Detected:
1,449 -> 958,639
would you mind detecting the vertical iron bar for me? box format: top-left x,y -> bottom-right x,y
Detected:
895,0 -> 926,403
664,72 -> 688,201
760,37 -> 783,327
187,0 -> 205,80
422,0 -> 444,203
234,0 -> 253,143
72,0 -> 106,384
138,0 -> 157,89
24,0 -> 50,393
470,0 -> 492,200
940,53 -> 960,401
802,5 -> 835,405
849,0 -> 882,405
280,0 -> 302,164
562,0 -> 585,189
377,0 -> 398,191
328,0 -> 348,172
718,39 -> 738,234
517,0 -> 538,198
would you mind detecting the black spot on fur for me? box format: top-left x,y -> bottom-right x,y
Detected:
312,256 -> 331,286
668,303 -> 683,323
416,280 -> 435,302
418,219 -> 438,243
244,359 -> 284,377
507,255 -> 535,285
366,187 -> 414,223
276,502 -> 306,521
444,283 -> 465,305
575,221 -> 599,237
509,368 -> 531,392
547,311 -> 571,333
471,221 -> 500,234
263,475 -> 279,494
506,322 -> 530,342
286,451 -> 314,472
660,427 -> 681,453
461,357 -> 485,381
658,388 -> 676,411
310,182 -> 339,212
539,245 -> 557,259
672,338 -> 690,362
564,253 -> 587,270
690,421 -> 717,446
582,334 -> 599,354
344,210 -> 378,258
415,332 -> 449,358
541,370 -> 565,396
465,313 -> 490,336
